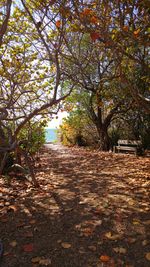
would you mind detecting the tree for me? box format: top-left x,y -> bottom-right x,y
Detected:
0,0 -> 12,47
58,0 -> 150,112
0,0 -> 73,177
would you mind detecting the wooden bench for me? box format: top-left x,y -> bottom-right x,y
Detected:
113,140 -> 142,155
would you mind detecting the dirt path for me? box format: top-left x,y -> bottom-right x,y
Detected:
0,145 -> 150,267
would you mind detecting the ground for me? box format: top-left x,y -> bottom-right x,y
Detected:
0,144 -> 150,267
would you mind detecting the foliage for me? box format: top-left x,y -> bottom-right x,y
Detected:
18,120 -> 46,155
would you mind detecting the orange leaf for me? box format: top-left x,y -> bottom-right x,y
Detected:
123,25 -> 129,32
90,16 -> 99,24
100,255 -> 110,262
134,29 -> 140,36
90,32 -> 100,41
23,243 -> 34,252
81,8 -> 92,16
56,20 -> 61,28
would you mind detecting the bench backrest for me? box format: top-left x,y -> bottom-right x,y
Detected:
118,140 -> 142,146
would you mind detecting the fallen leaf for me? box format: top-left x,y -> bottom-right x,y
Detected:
100,255 -> 110,262
128,237 -> 136,244
24,231 -> 33,238
143,220 -> 150,225
39,258 -> 51,265
142,240 -> 148,246
113,247 -> 127,254
3,251 -> 12,257
1,217 -> 8,223
10,241 -> 17,247
146,252 -> 150,261
88,245 -> 96,252
17,222 -> 25,227
7,205 -> 17,212
105,232 -> 120,240
30,219 -> 36,224
23,243 -> 34,252
31,257 -> 41,263
133,220 -> 140,225
61,242 -> 72,249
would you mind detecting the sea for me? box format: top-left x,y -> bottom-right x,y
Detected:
45,128 -> 58,143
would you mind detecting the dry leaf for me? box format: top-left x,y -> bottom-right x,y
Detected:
1,217 -> 8,223
88,245 -> 96,251
23,243 -> 34,252
39,258 -> 51,265
113,247 -> 127,254
16,222 -> 25,228
29,219 -> 36,224
61,242 -> 71,249
145,252 -> 150,261
7,205 -> 17,212
10,241 -> 17,247
133,220 -> 140,225
31,257 -> 41,263
143,220 -> 150,225
142,240 -> 148,246
100,255 -> 110,262
105,232 -> 120,240
3,251 -> 12,257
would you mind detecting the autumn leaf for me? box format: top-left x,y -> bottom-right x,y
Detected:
31,257 -> 41,263
90,16 -> 99,24
56,20 -> 61,28
61,242 -> 72,249
23,243 -> 34,252
123,26 -> 129,32
81,8 -> 92,16
90,32 -> 100,41
39,258 -> 51,265
105,231 -> 120,240
146,252 -> 150,261
7,205 -> 17,212
113,247 -> 127,254
16,222 -> 25,228
9,241 -> 17,247
29,219 -> 36,224
133,29 -> 140,36
23,231 -> 33,238
100,255 -> 110,262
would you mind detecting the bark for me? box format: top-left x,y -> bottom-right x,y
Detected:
0,0 -> 12,47
96,125 -> 110,151
22,150 -> 39,187
0,152 -> 8,175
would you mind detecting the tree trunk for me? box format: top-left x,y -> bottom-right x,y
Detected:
97,126 -> 110,151
0,152 -> 8,175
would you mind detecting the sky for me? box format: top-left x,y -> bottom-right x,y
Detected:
46,111 -> 68,129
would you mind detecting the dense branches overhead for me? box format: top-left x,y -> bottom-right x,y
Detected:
0,0 -> 149,149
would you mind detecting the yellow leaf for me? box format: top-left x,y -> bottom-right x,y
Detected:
105,232 -> 120,240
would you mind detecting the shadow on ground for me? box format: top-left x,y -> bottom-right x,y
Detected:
0,144 -> 150,267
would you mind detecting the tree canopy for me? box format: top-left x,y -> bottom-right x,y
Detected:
0,0 -> 150,172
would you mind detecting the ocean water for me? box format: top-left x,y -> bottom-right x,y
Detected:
45,128 -> 58,143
